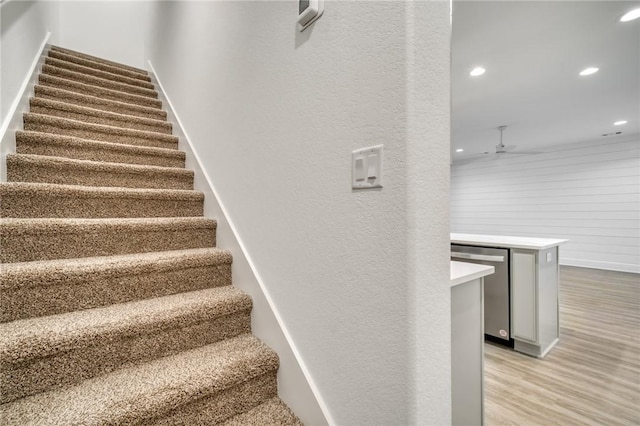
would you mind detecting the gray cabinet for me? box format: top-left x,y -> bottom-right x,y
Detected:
511,247 -> 560,357
451,276 -> 485,426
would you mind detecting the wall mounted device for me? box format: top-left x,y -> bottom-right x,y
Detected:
352,145 -> 383,189
298,0 -> 324,32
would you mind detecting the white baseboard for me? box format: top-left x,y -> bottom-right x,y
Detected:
147,61 -> 332,426
561,258 -> 640,275
0,33 -> 51,182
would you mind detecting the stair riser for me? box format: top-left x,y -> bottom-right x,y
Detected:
42,65 -> 158,99
47,50 -> 151,82
7,160 -> 193,191
23,119 -> 178,150
29,103 -> 173,135
16,134 -> 185,168
34,86 -> 167,121
145,373 -> 278,426
0,225 -> 215,263
45,57 -> 155,90
0,311 -> 251,404
39,75 -> 162,109
1,263 -> 231,322
221,398 -> 303,426
0,192 -> 203,219
50,46 -> 148,75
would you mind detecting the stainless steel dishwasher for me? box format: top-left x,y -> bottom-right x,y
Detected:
451,244 -> 512,346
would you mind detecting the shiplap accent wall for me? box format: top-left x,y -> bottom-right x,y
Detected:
451,137 -> 640,273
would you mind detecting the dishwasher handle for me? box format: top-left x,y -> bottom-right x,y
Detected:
451,252 -> 505,263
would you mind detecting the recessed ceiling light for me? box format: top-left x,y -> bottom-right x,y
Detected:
579,67 -> 599,76
620,8 -> 640,22
614,120 -> 628,126
456,148 -> 464,153
470,67 -> 486,77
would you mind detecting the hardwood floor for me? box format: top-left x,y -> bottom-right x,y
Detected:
484,266 -> 640,426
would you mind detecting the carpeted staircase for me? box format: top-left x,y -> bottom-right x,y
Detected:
0,45 -> 303,425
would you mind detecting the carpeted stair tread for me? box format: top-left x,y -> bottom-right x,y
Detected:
221,397 -> 304,426
0,182 -> 203,218
16,130 -> 185,168
47,50 -> 151,82
29,97 -> 172,134
0,334 -> 279,425
0,248 -> 233,322
44,56 -> 155,89
34,85 -> 167,121
0,334 -> 278,425
0,286 -> 252,403
39,74 -> 162,109
7,154 -> 193,190
50,45 -> 148,75
0,247 -> 231,292
24,113 -> 178,149
41,64 -> 158,99
0,286 -> 249,364
0,216 -> 216,263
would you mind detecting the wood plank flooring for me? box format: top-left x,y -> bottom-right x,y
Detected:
484,266 -> 640,425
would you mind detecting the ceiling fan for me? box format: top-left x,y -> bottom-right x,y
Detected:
482,125 -> 541,156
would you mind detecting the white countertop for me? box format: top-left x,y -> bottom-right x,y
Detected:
450,261 -> 494,287
451,233 -> 569,250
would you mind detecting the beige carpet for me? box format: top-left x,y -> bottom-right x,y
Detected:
0,45 -> 303,425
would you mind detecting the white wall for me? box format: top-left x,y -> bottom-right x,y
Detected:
1,0 -> 59,181
0,0 -> 58,126
56,1 -> 148,69
146,1 -> 451,425
451,137 -> 640,273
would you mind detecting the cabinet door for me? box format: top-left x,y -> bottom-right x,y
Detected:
511,250 -> 537,342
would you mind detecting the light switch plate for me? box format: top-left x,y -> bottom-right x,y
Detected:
352,145 -> 383,189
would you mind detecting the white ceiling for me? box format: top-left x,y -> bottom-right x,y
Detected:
451,1 -> 640,162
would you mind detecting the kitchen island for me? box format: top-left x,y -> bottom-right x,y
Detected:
451,261 -> 494,426
451,233 -> 568,358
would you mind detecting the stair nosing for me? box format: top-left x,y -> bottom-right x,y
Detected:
0,287 -> 251,364
29,97 -> 172,130
0,248 -> 232,291
41,64 -> 158,99
44,57 -> 155,90
39,74 -> 163,109
16,130 -> 184,159
8,153 -> 192,177
23,113 -> 179,145
0,216 -> 217,235
34,85 -> 167,119
49,46 -> 149,75
0,181 -> 203,200
47,50 -> 152,82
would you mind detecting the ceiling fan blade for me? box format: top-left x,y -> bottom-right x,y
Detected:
500,149 -> 543,155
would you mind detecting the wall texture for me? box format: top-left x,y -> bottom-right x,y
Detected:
451,137 -> 640,273
146,1 -> 451,424
56,1 -> 148,69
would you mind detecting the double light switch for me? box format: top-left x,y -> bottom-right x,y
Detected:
352,145 -> 383,189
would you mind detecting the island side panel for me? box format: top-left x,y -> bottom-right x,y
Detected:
537,246 -> 560,354
511,247 -> 560,357
511,250 -> 538,343
451,277 -> 484,426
